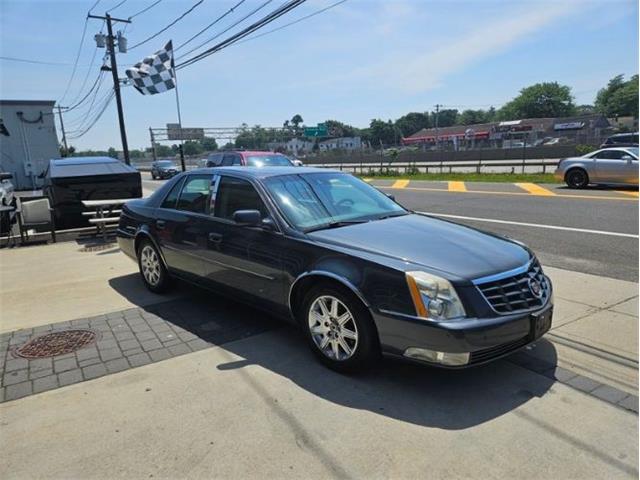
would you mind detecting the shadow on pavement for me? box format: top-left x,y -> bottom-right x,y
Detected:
109,273 -> 557,430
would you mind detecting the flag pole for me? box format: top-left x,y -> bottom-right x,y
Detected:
171,51 -> 186,172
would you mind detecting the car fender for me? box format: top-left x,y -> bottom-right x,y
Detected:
134,225 -> 169,270
288,270 -> 371,319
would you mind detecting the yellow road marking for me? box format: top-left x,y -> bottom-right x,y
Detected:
448,181 -> 467,192
616,190 -> 639,197
515,183 -> 556,196
391,179 -> 410,188
362,178 -> 373,182
376,185 -> 638,202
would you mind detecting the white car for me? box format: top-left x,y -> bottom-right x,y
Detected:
554,147 -> 639,188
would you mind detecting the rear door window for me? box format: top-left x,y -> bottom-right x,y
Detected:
176,175 -> 213,214
222,154 -> 242,166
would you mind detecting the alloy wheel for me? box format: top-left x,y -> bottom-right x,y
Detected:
308,295 -> 359,361
140,245 -> 161,286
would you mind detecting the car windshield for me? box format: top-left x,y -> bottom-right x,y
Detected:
264,172 -> 408,232
627,147 -> 638,157
245,155 -> 292,167
157,161 -> 176,167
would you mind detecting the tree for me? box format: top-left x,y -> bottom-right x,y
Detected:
59,145 -> 76,157
107,147 -> 118,159
290,114 -> 304,135
394,112 -> 430,136
576,104 -> 596,115
182,140 -> 203,156
457,108 -> 495,125
154,144 -> 173,157
200,136 -> 218,151
323,119 -> 359,138
369,119 -> 396,147
498,82 -> 576,119
433,109 -> 459,127
129,149 -> 144,159
595,74 -> 639,118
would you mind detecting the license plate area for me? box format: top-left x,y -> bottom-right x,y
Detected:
530,306 -> 553,340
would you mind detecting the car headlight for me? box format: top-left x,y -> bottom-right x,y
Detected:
405,271 -> 466,321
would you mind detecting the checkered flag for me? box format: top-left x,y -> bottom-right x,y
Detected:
125,41 -> 176,95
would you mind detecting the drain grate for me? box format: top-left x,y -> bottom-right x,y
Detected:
13,329 -> 98,358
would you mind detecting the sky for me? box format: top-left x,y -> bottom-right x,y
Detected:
0,0 -> 638,151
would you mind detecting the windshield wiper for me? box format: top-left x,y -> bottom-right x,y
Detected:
305,219 -> 369,233
376,211 -> 410,220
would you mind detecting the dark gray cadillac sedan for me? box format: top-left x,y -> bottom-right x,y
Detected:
117,167 -> 553,372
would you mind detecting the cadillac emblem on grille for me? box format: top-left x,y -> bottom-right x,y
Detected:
528,278 -> 543,299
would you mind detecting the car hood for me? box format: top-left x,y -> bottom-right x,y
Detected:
307,213 -> 530,281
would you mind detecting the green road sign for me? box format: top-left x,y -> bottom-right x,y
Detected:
304,124 -> 328,137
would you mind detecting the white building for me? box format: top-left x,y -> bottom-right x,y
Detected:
318,137 -> 362,151
0,100 -> 59,189
286,138 -> 314,155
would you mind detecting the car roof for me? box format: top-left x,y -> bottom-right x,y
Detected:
189,166 -> 339,179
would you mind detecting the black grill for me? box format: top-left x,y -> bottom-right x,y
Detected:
475,259 -> 549,314
469,336 -> 530,365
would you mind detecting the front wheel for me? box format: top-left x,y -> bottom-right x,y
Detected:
301,285 -> 379,372
565,168 -> 589,189
137,240 -> 170,293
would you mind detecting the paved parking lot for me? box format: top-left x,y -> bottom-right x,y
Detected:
0,174 -> 637,479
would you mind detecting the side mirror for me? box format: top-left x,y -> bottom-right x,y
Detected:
622,155 -> 633,161
232,209 -> 262,227
386,193 -> 395,201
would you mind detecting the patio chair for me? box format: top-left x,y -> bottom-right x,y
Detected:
17,197 -> 56,244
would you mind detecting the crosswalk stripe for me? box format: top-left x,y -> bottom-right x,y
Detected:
515,183 -> 556,196
448,181 -> 467,192
392,179 -> 410,188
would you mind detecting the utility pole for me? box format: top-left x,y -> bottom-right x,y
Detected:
57,105 -> 69,154
89,13 -> 131,165
149,128 -> 157,161
434,104 -> 441,151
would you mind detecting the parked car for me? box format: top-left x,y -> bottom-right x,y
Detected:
118,167 -> 553,372
600,132 -> 639,149
0,172 -> 15,206
554,147 -> 638,188
204,151 -> 294,168
151,160 -> 180,180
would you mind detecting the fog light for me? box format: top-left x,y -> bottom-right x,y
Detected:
404,347 -> 470,366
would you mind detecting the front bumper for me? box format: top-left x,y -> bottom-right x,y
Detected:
373,295 -> 553,368
159,170 -> 178,178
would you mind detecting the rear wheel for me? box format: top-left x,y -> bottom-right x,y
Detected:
151,172 -> 156,180
301,284 -> 379,372
137,240 -> 170,293
565,168 -> 589,189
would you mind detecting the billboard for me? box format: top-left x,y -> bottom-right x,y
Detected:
166,123 -> 205,140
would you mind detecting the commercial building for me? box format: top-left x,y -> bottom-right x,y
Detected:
0,100 -> 60,189
318,136 -> 362,151
402,114 -> 612,150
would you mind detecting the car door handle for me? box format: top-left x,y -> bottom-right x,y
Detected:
208,232 -> 223,244
156,220 -> 166,230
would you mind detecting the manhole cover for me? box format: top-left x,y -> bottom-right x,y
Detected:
13,329 -> 98,359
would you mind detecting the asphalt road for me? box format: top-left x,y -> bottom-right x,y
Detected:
142,173 -> 639,282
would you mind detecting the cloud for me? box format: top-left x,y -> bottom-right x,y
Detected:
335,1 -> 589,94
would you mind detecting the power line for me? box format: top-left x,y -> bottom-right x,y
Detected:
128,0 -> 205,50
234,0 -> 347,46
68,91 -> 116,139
175,0 -> 272,58
106,0 -> 128,13
66,20 -> 107,107
175,0 -> 247,52
129,0 -> 163,19
0,56 -> 83,66
59,0 -> 103,103
177,0 -> 306,69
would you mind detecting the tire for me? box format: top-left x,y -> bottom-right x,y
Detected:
300,284 -> 380,373
137,239 -> 170,293
565,168 -> 589,189
151,172 -> 156,180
